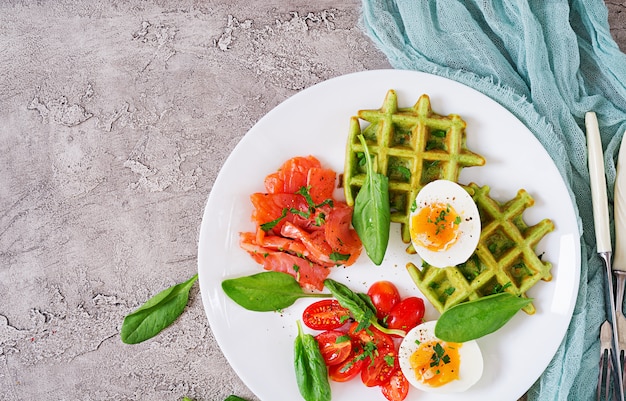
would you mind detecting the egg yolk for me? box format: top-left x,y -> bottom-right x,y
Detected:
410,340 -> 461,387
411,202 -> 461,251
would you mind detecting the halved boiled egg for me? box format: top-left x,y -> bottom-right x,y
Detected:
398,320 -> 483,393
410,180 -> 481,267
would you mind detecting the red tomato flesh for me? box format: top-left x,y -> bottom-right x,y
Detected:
361,346 -> 396,387
348,322 -> 394,350
386,296 -> 425,334
347,322 -> 396,387
367,281 -> 401,320
315,330 -> 352,366
381,368 -> 410,401
328,345 -> 366,382
303,299 -> 351,331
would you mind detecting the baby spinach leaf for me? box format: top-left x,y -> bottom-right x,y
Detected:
222,271 -> 330,312
121,274 -> 198,344
434,292 -> 533,342
352,135 -> 390,265
224,396 -> 248,401
294,320 -> 332,401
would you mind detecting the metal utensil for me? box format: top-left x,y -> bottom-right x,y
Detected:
600,320 -> 617,401
613,131 -> 626,382
616,274 -> 626,386
587,111 -> 625,401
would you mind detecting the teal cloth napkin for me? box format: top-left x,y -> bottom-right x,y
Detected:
360,0 -> 626,400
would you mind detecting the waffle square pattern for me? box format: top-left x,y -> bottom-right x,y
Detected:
407,183 -> 555,315
343,89 -> 486,243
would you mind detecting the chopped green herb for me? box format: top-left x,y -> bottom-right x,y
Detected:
260,208 -> 288,231
336,334 -> 351,343
444,287 -> 456,296
389,164 -> 412,181
330,252 -> 350,262
315,212 -> 326,226
357,152 -> 367,167
430,342 -> 449,367
492,281 -> 513,294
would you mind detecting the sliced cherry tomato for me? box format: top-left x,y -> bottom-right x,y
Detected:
315,330 -> 352,366
328,345 -> 366,382
348,322 -> 394,350
381,368 -> 410,401
303,299 -> 351,330
367,281 -> 401,320
361,346 -> 396,387
347,322 -> 396,386
386,296 -> 425,334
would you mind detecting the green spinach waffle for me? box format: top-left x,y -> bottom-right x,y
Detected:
406,183 -> 555,314
343,90 -> 486,243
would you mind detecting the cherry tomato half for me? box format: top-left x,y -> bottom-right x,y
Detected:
386,296 -> 425,334
328,345 -> 366,382
315,330 -> 352,366
381,368 -> 410,401
347,322 -> 396,387
302,299 -> 351,330
367,281 -> 401,320
348,322 -> 394,351
361,346 -> 396,387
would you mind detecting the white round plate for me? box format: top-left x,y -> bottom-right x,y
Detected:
198,69 -> 580,401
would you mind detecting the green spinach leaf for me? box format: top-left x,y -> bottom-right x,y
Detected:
294,320 -> 332,401
121,274 -> 198,344
222,271 -> 330,312
352,135 -> 390,265
435,292 -> 533,342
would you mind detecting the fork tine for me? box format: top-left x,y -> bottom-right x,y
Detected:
599,350 -> 607,401
600,321 -> 616,401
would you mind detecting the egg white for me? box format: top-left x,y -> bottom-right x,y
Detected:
409,179 -> 481,268
398,320 -> 484,393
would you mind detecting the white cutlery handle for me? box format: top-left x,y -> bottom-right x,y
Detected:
586,112 -> 612,253
613,132 -> 626,270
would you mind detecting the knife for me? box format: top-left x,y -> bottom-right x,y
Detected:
613,132 -> 626,370
586,111 -> 624,400
612,134 -> 626,270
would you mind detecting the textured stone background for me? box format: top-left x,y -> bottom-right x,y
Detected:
0,1 -> 624,401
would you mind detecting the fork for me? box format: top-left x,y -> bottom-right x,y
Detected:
615,272 -> 626,385
612,132 -> 626,389
599,320 -> 617,401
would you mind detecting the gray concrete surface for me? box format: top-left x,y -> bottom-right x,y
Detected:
1,1 -> 625,401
